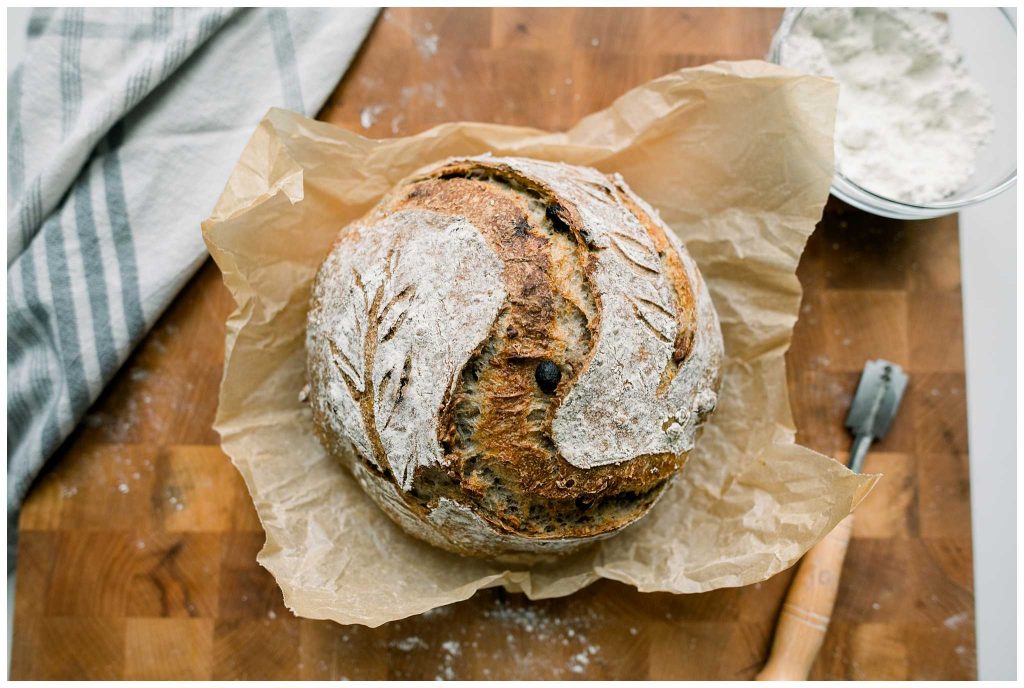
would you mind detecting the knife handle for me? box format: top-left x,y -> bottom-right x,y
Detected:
755,514 -> 854,681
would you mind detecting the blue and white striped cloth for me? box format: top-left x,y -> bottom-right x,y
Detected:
7,8 -> 378,564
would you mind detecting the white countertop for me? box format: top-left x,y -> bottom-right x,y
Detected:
958,192 -> 1017,680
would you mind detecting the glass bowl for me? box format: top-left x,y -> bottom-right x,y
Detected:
767,8 -> 1017,220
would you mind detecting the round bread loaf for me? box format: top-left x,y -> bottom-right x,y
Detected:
306,156 -> 723,563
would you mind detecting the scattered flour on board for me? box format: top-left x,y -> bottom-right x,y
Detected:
778,8 -> 994,204
360,104 -> 385,130
358,83 -> 447,133
943,611 -> 969,630
82,324 -> 195,442
384,596 -> 614,680
383,10 -> 440,58
165,487 -> 186,513
414,83 -> 447,109
417,32 -> 439,58
390,114 -> 405,136
391,636 -> 430,652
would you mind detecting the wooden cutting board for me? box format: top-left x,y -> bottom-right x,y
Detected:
10,8 -> 976,680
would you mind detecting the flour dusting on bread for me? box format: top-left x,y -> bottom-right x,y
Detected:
307,156 -> 723,561
308,210 -> 505,489
474,158 -> 721,468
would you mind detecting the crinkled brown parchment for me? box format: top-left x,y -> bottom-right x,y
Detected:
201,60 -> 877,627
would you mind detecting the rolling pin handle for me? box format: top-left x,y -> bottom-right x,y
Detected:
755,514 -> 854,681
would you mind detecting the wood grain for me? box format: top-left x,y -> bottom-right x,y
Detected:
11,8 -> 975,680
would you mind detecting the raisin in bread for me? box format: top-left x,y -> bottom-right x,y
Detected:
306,156 -> 723,563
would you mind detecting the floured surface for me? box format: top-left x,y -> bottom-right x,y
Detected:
202,60 -> 877,627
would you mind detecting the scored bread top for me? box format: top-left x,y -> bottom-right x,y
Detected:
306,155 -> 723,555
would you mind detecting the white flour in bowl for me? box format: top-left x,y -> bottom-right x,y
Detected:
778,8 -> 994,204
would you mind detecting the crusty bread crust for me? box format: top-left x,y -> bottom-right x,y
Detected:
307,156 -> 723,561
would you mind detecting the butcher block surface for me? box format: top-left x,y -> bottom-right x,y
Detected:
11,8 -> 975,680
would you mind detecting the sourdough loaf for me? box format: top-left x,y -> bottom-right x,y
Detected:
306,156 -> 723,562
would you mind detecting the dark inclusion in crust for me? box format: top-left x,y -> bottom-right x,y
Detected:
535,360 -> 562,394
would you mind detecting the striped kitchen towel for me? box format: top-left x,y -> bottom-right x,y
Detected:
7,8 -> 379,565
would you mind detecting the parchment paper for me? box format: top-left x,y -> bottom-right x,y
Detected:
202,60 -> 877,627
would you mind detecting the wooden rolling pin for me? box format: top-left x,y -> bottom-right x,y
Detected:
757,360 -> 907,681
